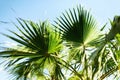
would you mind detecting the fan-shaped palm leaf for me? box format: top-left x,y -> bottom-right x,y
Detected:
54,5 -> 102,63
0,19 -> 64,80
55,5 -> 100,46
54,5 -> 103,80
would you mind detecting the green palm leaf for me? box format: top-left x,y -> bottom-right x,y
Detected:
55,5 -> 100,45
54,5 -> 104,80
0,19 -> 64,80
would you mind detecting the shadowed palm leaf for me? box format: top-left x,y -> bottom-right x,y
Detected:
55,5 -> 100,45
54,5 -> 102,62
55,5 -> 101,62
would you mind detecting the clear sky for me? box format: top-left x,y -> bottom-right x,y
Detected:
0,0 -> 120,80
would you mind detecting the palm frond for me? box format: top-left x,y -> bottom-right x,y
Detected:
55,5 -> 100,45
0,19 -> 64,80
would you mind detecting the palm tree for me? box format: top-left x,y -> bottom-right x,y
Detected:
0,5 -> 120,80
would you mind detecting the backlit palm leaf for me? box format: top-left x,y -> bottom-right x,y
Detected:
0,19 -> 64,80
99,39 -> 120,80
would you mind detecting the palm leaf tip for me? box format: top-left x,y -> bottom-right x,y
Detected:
106,16 -> 120,41
55,5 -> 100,45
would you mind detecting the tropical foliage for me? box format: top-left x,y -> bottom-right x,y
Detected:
0,5 -> 120,80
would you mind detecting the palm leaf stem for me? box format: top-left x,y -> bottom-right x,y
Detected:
99,66 -> 118,80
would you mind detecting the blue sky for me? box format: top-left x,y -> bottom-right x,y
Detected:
0,0 -> 120,79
